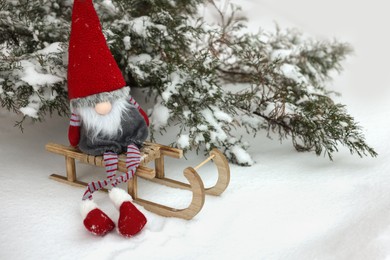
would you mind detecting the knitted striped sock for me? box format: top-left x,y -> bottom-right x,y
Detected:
70,113 -> 81,127
112,144 -> 140,186
81,152 -> 119,200
129,96 -> 140,109
81,146 -> 140,200
82,179 -> 110,200
103,151 -> 118,180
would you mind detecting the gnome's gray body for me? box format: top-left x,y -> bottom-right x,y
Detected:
78,103 -> 148,156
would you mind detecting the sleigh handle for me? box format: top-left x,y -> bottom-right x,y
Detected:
194,154 -> 216,170
195,149 -> 230,196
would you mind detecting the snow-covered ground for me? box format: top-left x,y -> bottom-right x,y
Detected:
1,0 -> 390,259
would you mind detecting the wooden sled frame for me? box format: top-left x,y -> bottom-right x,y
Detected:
46,142 -> 230,220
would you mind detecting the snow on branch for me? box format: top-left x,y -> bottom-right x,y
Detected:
0,0 -> 376,162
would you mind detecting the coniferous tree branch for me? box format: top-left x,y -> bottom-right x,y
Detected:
0,0 -> 377,164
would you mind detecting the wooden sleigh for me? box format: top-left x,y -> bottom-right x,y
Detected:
46,142 -> 230,220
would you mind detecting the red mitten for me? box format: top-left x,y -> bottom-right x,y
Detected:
109,188 -> 147,237
68,125 -> 80,147
68,113 -> 81,147
81,200 -> 115,236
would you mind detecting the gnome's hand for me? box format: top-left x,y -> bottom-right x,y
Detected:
68,113 -> 81,147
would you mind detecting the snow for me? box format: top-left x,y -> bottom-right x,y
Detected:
101,0 -> 118,14
36,42 -> 62,55
150,101 -> 170,130
19,93 -> 43,118
201,108 -> 228,142
128,53 -> 152,63
197,124 -> 208,131
230,145 -> 254,165
161,72 -> 185,102
19,60 -> 63,90
177,134 -> 190,149
18,87 -> 58,118
210,105 -> 233,123
1,1 -> 390,259
123,36 -> 131,50
271,49 -> 294,60
182,110 -> 191,119
279,63 -> 308,84
129,16 -> 167,38
19,106 -> 38,118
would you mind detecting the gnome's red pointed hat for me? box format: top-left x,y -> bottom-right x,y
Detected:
68,0 -> 128,108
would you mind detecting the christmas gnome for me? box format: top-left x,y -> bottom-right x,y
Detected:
67,0 -> 149,237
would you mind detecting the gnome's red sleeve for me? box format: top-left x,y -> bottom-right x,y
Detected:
129,96 -> 149,126
68,112 -> 81,147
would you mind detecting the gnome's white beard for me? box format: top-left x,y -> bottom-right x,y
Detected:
78,97 -> 130,140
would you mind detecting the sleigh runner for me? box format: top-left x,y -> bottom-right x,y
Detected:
46,142 -> 230,220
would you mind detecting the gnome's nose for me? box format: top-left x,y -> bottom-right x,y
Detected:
95,101 -> 112,115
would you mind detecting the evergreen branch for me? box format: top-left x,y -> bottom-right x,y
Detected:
0,0 -> 377,164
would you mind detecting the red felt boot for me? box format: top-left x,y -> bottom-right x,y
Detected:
109,188 -> 147,237
81,200 -> 115,236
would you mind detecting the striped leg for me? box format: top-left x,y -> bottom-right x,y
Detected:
81,152 -> 119,201
129,95 -> 140,109
103,152 -> 118,180
82,179 -> 110,200
112,144 -> 141,187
